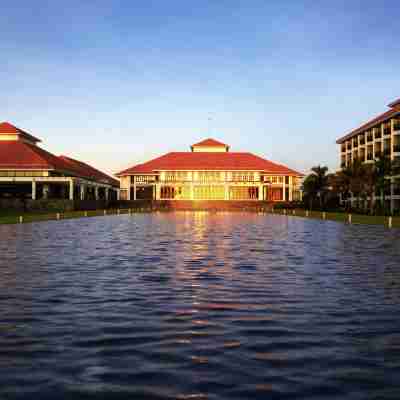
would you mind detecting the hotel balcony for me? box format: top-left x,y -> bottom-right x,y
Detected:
384,128 -> 391,136
353,141 -> 358,148
346,143 -> 352,151
394,122 -> 400,132
367,134 -> 373,142
375,131 -> 382,139
341,145 -> 346,153
393,144 -> 400,153
359,137 -> 365,145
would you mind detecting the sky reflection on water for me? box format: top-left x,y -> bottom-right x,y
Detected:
0,212 -> 399,399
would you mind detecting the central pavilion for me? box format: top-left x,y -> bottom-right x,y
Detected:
116,139 -> 303,202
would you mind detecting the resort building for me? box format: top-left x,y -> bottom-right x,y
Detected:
336,98 -> 400,210
117,138 -> 303,202
0,122 -> 119,201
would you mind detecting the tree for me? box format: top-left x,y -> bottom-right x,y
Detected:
360,164 -> 376,215
329,169 -> 351,210
302,174 -> 318,210
375,155 -> 392,211
310,165 -> 329,209
348,159 -> 367,210
302,165 -> 329,210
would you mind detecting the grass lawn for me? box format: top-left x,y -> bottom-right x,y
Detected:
272,209 -> 400,228
1,208 -> 399,228
0,209 -> 135,225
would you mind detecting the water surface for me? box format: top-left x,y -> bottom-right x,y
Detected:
0,212 -> 399,399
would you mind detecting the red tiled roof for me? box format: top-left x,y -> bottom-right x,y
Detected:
0,140 -> 72,171
388,98 -> 400,108
116,152 -> 302,176
0,122 -> 41,143
0,141 -> 119,187
192,138 -> 228,148
59,156 -> 119,187
336,100 -> 400,144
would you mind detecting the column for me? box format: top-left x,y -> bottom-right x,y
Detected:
133,177 -> 137,201
80,184 -> 85,200
289,176 -> 293,201
153,185 -> 156,200
156,184 -> 161,200
95,186 -> 99,200
69,179 -> 74,200
105,188 -> 109,201
282,180 -> 286,201
32,180 -> 36,200
258,185 -> 263,200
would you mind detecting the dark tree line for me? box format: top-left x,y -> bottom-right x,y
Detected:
302,155 -> 399,214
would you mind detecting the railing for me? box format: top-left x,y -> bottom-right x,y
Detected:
384,128 -> 391,136
393,145 -> 400,153
375,132 -> 382,139
367,135 -> 373,142
393,123 -> 400,131
353,141 -> 358,148
359,138 -> 365,145
160,179 -> 262,184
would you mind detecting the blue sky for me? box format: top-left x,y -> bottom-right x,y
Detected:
1,0 -> 398,176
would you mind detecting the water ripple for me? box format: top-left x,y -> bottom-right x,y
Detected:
0,212 -> 399,400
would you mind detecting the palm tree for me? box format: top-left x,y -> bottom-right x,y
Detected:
310,165 -> 329,209
302,174 -> 318,210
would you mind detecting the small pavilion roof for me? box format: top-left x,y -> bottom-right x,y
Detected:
191,138 -> 228,148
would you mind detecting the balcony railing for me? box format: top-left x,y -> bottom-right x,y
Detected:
384,128 -> 391,136
394,123 -> 400,131
353,141 -> 358,148
359,138 -> 365,145
375,132 -> 382,139
367,135 -> 373,142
